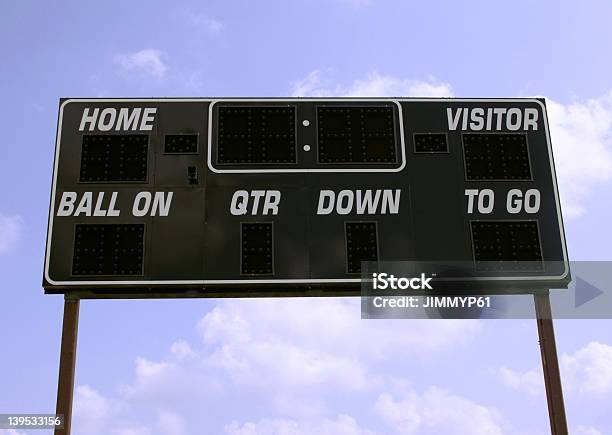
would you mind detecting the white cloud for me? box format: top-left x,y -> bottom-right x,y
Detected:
199,299 -> 479,358
205,18 -> 223,34
199,301 -> 371,391
188,14 -> 224,33
575,426 -> 603,435
561,341 -> 612,394
73,385 -> 117,434
498,341 -> 612,396
544,94 -> 612,218
291,70 -> 453,98
224,414 -> 376,435
497,366 -> 544,396
347,72 -> 453,97
71,299 -> 480,433
73,384 -> 188,435
118,355 -> 221,406
107,411 -> 185,435
73,381 -> 513,435
169,339 -> 196,360
0,213 -> 23,254
198,299 -> 479,391
271,393 -> 327,419
203,18 -> 225,33
404,80 -> 454,98
155,412 -> 186,435
135,356 -> 169,379
106,299 -> 479,404
375,387 -> 506,435
290,70 -> 335,97
115,49 -> 168,78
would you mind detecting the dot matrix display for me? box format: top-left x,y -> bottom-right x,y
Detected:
414,133 -> 448,153
80,135 -> 148,182
241,223 -> 274,275
345,222 -> 378,274
165,134 -> 198,153
217,107 -> 296,165
471,221 -> 542,271
72,224 -> 144,276
463,134 -> 531,180
317,106 -> 397,164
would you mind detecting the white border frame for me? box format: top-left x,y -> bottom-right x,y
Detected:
207,99 -> 406,173
45,98 -> 569,286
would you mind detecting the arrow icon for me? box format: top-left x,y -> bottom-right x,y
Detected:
574,276 -> 604,308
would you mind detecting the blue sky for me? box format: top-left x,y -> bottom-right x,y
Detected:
1,0 -> 612,434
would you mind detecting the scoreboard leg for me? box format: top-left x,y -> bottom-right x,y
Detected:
534,290 -> 568,435
55,297 -> 80,435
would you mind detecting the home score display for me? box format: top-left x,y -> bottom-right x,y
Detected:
44,98 -> 569,297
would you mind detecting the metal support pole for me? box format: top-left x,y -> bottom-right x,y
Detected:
534,290 -> 568,435
55,297 -> 80,435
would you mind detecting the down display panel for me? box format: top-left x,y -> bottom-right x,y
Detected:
44,98 -> 569,297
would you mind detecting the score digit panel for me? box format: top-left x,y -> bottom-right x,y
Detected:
44,98 -> 569,297
207,100 -> 406,172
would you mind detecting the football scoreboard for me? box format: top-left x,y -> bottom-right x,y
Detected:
43,98 -> 570,297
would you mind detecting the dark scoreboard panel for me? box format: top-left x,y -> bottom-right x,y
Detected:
44,98 -> 569,297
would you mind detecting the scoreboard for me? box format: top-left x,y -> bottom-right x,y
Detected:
43,98 -> 570,297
